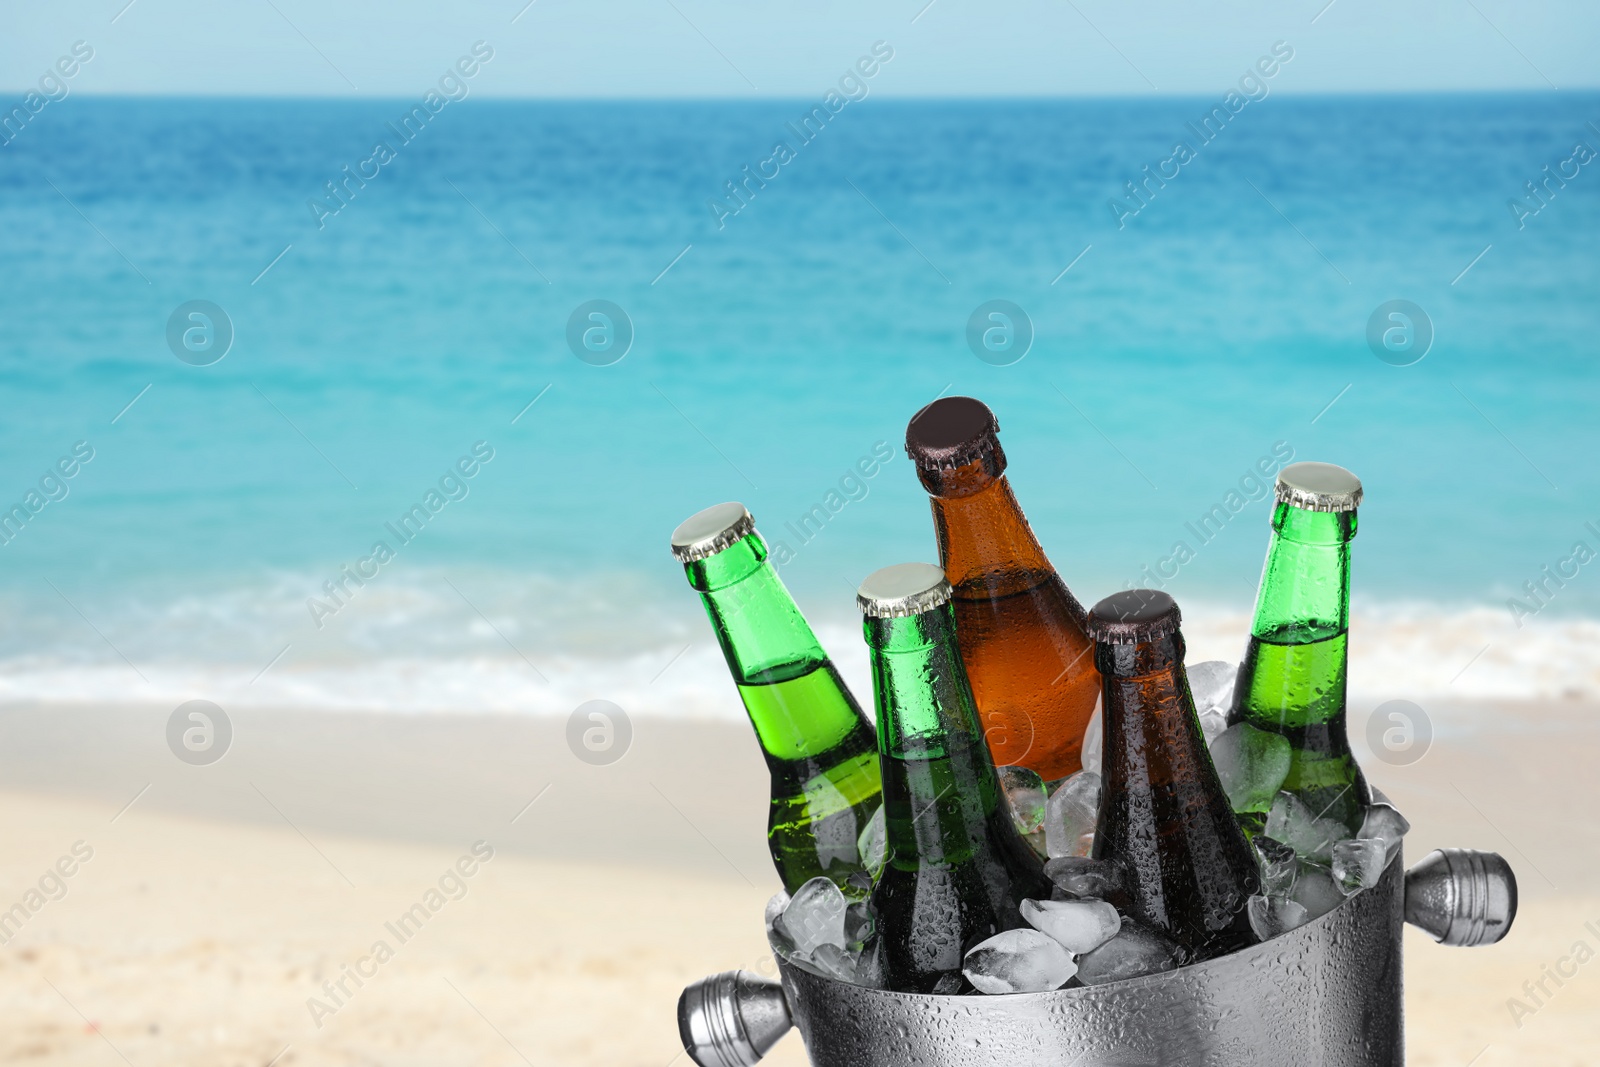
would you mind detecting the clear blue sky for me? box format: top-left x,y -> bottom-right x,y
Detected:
4,0 -> 1595,97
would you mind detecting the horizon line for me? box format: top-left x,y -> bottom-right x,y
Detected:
4,86 -> 1595,103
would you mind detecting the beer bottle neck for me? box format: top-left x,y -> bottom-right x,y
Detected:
1097,635 -> 1195,775
864,604 -> 984,758
1250,505 -> 1356,641
867,603 -> 1009,872
685,533 -> 827,683
1094,632 -> 1184,682
686,535 -> 870,764
923,462 -> 1056,599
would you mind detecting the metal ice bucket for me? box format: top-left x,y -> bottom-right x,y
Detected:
679,847 -> 1515,1067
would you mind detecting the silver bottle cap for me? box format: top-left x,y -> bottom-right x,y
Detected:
857,562 -> 952,618
1275,462 -> 1363,513
671,502 -> 756,563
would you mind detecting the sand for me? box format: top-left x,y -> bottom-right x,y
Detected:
0,699 -> 1594,1065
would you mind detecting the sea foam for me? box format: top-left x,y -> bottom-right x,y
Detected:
0,572 -> 1594,718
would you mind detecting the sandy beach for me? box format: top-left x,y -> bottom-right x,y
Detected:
0,699 -> 1595,1066
7,7 -> 1597,1061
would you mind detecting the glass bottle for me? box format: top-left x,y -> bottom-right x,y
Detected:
673,502 -> 881,893
1089,589 -> 1259,961
1232,462 -> 1370,837
859,562 -> 1051,993
905,396 -> 1100,782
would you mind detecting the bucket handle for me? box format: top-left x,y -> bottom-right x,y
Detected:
678,969 -> 792,1067
1404,848 -> 1517,947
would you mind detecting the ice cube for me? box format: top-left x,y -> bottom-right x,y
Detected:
768,917 -> 798,959
855,938 -> 882,987
930,973 -> 965,996
1198,707 -> 1228,745
998,765 -> 1048,837
764,890 -> 791,932
787,941 -> 872,985
1264,791 -> 1348,864
1289,864 -> 1344,921
1253,835 -> 1298,898
962,929 -> 1077,994
842,900 -> 875,950
1021,897 -> 1121,954
805,942 -> 862,984
1246,894 -> 1309,940
1331,838 -> 1387,896
1045,771 -> 1101,859
1079,697 -> 1103,776
1043,856 -> 1125,900
781,877 -> 849,957
1074,921 -> 1181,986
766,891 -> 799,958
1186,660 -> 1237,716
1358,801 -> 1411,864
857,805 -> 886,878
1210,724 -> 1292,814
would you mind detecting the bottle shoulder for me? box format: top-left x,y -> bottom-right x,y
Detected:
932,478 -> 1069,594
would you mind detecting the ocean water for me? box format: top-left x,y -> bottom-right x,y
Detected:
1,94 -> 1597,716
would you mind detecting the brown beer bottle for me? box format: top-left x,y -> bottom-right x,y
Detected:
1088,589 -> 1259,962
905,396 -> 1099,782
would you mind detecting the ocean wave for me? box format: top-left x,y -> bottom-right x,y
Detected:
0,575 -> 1595,714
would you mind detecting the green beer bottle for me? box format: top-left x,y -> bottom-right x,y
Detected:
858,562 -> 1051,994
672,502 -> 882,893
1232,463 -> 1371,836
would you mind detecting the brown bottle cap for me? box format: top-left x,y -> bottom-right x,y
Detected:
857,562 -> 953,618
1276,462 -> 1362,513
1086,589 -> 1181,645
905,396 -> 1007,472
670,502 -> 756,562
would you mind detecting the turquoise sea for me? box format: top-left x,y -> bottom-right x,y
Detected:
1,94 -> 1597,715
